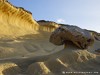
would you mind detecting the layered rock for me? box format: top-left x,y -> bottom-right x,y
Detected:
37,20 -> 60,32
0,0 -> 39,38
50,25 -> 94,49
0,0 -> 61,38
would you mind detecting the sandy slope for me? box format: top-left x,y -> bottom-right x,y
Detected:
21,41 -> 100,75
0,31 -> 64,75
0,38 -> 99,75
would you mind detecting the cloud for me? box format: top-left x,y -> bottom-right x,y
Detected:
56,18 -> 66,24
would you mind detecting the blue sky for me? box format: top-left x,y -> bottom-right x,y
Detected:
8,0 -> 100,32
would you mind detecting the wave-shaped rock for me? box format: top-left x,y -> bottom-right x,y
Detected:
0,0 -> 60,38
0,0 -> 39,38
50,25 -> 94,49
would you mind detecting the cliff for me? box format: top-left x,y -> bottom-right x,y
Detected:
0,0 -> 60,38
0,0 -> 39,38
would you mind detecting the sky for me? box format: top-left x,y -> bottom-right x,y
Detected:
8,0 -> 100,32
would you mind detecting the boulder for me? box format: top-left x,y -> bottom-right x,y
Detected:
50,25 -> 94,49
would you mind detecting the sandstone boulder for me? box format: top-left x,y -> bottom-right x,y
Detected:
50,25 -> 94,49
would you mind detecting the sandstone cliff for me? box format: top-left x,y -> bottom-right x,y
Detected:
0,0 -> 39,38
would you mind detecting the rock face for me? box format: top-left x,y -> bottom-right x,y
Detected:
50,25 -> 94,49
37,20 -> 60,32
0,0 -> 39,38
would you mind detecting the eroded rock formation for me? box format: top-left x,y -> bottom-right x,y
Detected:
50,25 -> 94,49
37,20 -> 60,32
0,0 -> 39,38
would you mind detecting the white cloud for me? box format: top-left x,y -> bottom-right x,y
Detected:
56,18 -> 66,23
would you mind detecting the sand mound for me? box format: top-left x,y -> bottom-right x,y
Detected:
0,41 -> 99,75
0,63 -> 21,75
26,44 -> 99,75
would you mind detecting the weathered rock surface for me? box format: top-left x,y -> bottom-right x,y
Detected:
37,20 -> 60,32
50,25 -> 94,49
0,0 -> 39,38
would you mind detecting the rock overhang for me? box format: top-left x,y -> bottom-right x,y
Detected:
50,25 -> 94,49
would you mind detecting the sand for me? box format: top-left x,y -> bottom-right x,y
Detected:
0,31 -> 64,75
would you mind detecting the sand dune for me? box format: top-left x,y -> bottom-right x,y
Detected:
0,0 -> 100,75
